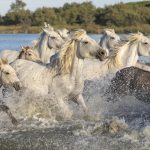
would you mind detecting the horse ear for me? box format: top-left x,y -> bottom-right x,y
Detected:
104,28 -> 115,35
104,29 -> 109,35
44,22 -> 48,28
137,31 -> 143,35
47,24 -> 54,31
1,58 -> 8,64
21,46 -> 26,51
112,29 -> 115,33
42,28 -> 50,35
25,46 -> 30,50
43,22 -> 54,31
56,30 -> 62,36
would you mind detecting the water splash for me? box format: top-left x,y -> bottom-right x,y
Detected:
0,71 -> 150,149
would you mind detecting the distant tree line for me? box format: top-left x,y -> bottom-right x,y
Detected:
0,0 -> 150,28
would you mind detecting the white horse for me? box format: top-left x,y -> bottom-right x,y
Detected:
11,30 -> 107,119
51,29 -> 119,79
0,23 -> 64,64
18,46 -> 41,63
100,29 -> 150,72
99,29 -> 120,56
0,59 -> 21,90
43,22 -> 70,41
35,24 -> 65,63
105,32 -> 150,73
0,59 -> 21,125
80,29 -> 120,79
0,46 -> 40,63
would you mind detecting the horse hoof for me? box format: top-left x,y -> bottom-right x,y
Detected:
12,118 -> 18,126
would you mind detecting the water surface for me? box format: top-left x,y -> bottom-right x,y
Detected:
0,33 -> 149,62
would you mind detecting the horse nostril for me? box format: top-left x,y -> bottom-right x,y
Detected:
13,82 -> 21,91
101,51 -> 105,55
100,51 -> 106,56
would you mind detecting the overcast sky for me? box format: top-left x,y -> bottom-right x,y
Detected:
0,0 -> 144,15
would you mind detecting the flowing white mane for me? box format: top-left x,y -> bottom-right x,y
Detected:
128,32 -> 144,43
55,30 -> 86,75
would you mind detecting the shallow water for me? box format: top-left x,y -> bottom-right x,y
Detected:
0,34 -> 150,149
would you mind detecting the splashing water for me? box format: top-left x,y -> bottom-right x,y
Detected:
0,64 -> 149,149
0,34 -> 150,149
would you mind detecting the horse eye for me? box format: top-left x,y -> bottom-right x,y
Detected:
83,41 -> 89,44
62,37 -> 66,40
144,42 -> 148,45
5,72 -> 10,75
111,37 -> 115,40
28,53 -> 32,56
51,36 -> 56,39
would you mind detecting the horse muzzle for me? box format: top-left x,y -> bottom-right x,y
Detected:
96,49 -> 107,61
13,82 -> 22,91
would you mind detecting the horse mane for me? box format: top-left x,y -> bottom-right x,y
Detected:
110,40 -> 127,57
105,40 -> 127,69
128,32 -> 144,43
55,29 -> 86,75
33,32 -> 44,49
18,51 -> 24,59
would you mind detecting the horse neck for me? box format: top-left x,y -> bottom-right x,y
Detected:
116,42 -> 139,68
100,35 -> 108,49
18,51 -> 25,59
41,47 -> 54,64
71,54 -> 84,80
0,76 -> 2,88
100,35 -> 110,54
69,43 -> 84,85
36,32 -> 49,63
126,43 -> 139,67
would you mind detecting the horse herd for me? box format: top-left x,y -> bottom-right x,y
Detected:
0,23 -> 150,125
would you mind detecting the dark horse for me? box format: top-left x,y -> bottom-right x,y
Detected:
106,67 -> 150,102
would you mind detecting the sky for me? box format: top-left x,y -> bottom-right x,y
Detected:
0,0 -> 144,15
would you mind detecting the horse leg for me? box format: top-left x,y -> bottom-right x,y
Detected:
2,88 -> 7,98
57,98 -> 72,120
0,104 -> 18,125
73,94 -> 88,115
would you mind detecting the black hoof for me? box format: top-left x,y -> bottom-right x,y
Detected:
11,117 -> 18,126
